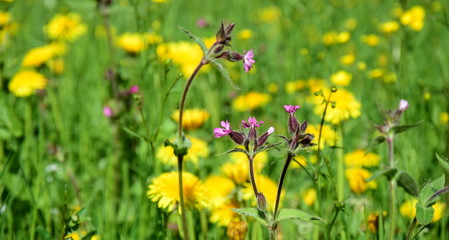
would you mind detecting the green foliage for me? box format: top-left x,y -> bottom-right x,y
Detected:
415,175 -> 445,225
274,208 -> 325,224
397,171 -> 420,197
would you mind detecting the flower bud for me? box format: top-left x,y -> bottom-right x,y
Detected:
398,99 -> 409,112
288,114 -> 299,134
248,127 -> 257,141
256,127 -> 274,147
229,131 -> 245,145
257,193 -> 267,212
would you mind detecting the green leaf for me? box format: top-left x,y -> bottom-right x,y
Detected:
274,208 -> 325,224
36,226 -> 51,240
210,59 -> 240,91
81,231 -> 97,240
436,153 -> 449,172
419,174 -> 445,206
232,208 -> 267,226
179,27 -> 208,54
221,148 -> 248,155
366,135 -> 386,153
397,171 -> 419,197
416,204 -> 434,225
390,121 -> 423,135
366,167 -> 398,182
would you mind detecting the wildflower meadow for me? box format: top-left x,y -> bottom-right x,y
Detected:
1,0 -> 449,239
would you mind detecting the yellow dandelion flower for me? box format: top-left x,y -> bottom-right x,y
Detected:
380,21 -> 400,34
330,70 -> 352,87
238,29 -> 253,40
368,69 -> 384,79
156,41 -> 208,77
314,89 -> 361,125
48,58 -> 64,75
440,112 -> 449,124
22,43 -> 64,67
65,233 -> 80,240
337,31 -> 350,43
117,33 -> 145,53
0,11 -> 11,26
45,13 -> 86,41
243,175 -> 284,210
367,213 -> 380,233
268,83 -> 279,93
308,78 -> 328,93
399,198 -> 418,219
145,32 -> 163,45
232,92 -> 271,112
171,109 -> 210,131
203,176 -> 235,208
8,70 -> 48,97
147,171 -> 206,210
302,188 -> 317,207
383,72 -> 397,83
222,151 -> 268,184
344,150 -> 380,168
156,136 -> 209,166
345,167 -> 377,194
361,34 -> 380,47
258,6 -> 281,23
227,219 -> 248,239
345,18 -> 357,30
423,92 -> 431,101
210,202 -> 240,226
401,6 -> 425,31
432,202 -> 446,222
357,62 -> 367,71
306,124 -> 337,150
285,80 -> 306,94
152,0 -> 167,3
322,31 -> 337,45
340,54 -> 355,66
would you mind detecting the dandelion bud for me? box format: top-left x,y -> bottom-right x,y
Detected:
257,193 -> 267,212
229,131 -> 245,145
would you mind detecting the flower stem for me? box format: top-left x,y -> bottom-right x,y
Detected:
273,152 -> 294,221
387,137 -> 396,240
248,155 -> 259,198
177,156 -> 189,240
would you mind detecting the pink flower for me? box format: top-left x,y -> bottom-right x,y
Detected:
242,116 -> 263,128
129,85 -> 139,94
398,99 -> 409,112
243,49 -> 255,72
284,105 -> 300,114
214,120 -> 232,137
267,127 -> 275,135
196,18 -> 208,28
103,106 -> 113,118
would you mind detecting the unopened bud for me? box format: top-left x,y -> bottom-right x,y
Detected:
229,131 -> 245,145
256,127 -> 274,147
248,127 -> 257,141
288,114 -> 299,134
398,99 -> 408,112
257,193 -> 267,211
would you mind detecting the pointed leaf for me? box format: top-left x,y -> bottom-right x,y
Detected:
436,153 -> 449,173
210,59 -> 240,91
220,148 -> 248,155
397,171 -> 419,197
178,27 -> 208,54
390,121 -> 423,135
232,207 -> 267,226
415,204 -> 434,225
418,174 -> 445,206
274,208 -> 325,224
366,167 -> 397,182
366,135 -> 386,153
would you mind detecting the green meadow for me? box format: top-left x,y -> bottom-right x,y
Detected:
1,0 -> 449,239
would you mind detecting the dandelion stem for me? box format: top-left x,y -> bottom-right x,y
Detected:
387,137 -> 397,240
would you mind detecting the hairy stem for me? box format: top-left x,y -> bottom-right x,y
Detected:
273,153 -> 294,220
387,137 -> 396,240
248,155 -> 259,198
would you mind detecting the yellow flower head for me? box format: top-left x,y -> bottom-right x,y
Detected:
314,88 -> 361,125
145,32 -> 163,45
400,199 -> 446,222
232,92 -> 271,112
221,151 -> 268,184
22,43 -> 64,67
243,175 -> 284,211
203,176 -> 236,208
8,70 -> 48,97
440,112 -> 449,125
330,70 -> 352,87
285,80 -> 306,94
117,33 -> 146,53
45,13 -> 86,41
345,150 -> 380,168
156,41 -> 207,77
306,124 -> 337,150
258,6 -> 281,23
345,167 -> 377,194
0,11 -> 11,26
48,58 -> 65,75
227,219 -> 248,239
302,188 -> 317,207
156,136 -> 209,166
401,6 -> 425,31
210,202 -> 240,226
308,78 -> 328,94
337,31 -> 351,43
380,21 -> 400,34
432,202 -> 446,222
147,171 -> 206,210
361,34 -> 380,47
172,109 -> 210,131
368,69 -> 384,79
238,29 -> 253,40
322,31 -> 337,45
65,233 -> 81,240
340,54 -> 356,66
